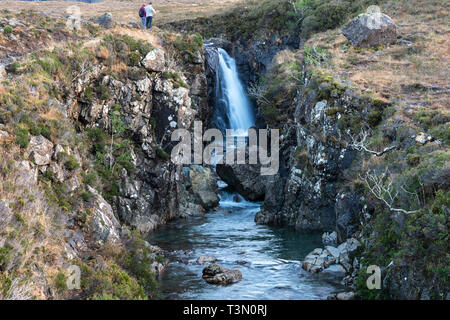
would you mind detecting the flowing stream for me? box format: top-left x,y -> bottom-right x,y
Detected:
148,48 -> 344,299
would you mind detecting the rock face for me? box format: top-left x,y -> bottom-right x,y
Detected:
141,48 -> 166,73
335,193 -> 362,243
75,42 -> 209,233
342,13 -> 397,48
202,264 -> 242,285
27,135 -> 54,166
96,13 -> 113,29
216,162 -> 268,201
0,200 -> 13,233
88,186 -> 121,245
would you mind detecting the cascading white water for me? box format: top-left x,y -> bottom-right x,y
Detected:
216,48 -> 255,134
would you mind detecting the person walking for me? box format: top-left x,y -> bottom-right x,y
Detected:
144,2 -> 156,30
139,4 -> 147,29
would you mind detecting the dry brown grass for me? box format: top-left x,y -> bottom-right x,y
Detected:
0,0 -> 245,26
303,0 -> 449,114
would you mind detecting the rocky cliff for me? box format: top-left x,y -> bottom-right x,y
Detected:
0,12 -> 218,299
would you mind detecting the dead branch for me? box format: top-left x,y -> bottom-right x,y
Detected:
348,129 -> 397,156
360,169 -> 418,214
248,82 -> 271,106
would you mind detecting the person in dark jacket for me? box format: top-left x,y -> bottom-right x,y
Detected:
139,4 -> 146,29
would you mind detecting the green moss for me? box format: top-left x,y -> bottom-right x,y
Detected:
368,109 -> 382,127
62,154 -> 80,171
14,125 -> 29,148
127,52 -> 141,67
414,109 -> 449,131
156,147 -> 170,160
3,26 -> 13,34
55,272 -> 67,293
406,154 -> 421,167
77,261 -> 147,300
162,71 -> 189,89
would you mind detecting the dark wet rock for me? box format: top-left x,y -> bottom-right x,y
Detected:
342,13 -> 397,48
216,162 -> 268,201
322,231 -> 337,247
202,263 -> 242,285
335,193 -> 362,243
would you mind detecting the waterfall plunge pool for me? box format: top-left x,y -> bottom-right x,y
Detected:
148,188 -> 345,300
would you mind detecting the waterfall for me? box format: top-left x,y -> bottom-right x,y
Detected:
215,48 -> 255,134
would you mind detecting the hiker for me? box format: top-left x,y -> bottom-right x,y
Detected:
144,2 -> 156,30
139,4 -> 146,29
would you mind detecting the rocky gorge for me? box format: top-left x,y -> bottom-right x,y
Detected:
0,0 -> 448,300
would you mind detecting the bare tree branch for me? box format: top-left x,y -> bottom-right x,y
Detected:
360,169 -> 418,214
248,82 -> 271,106
348,129 -> 397,156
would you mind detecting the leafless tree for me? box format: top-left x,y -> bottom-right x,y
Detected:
165,49 -> 178,72
360,169 -> 418,214
248,82 -> 270,106
71,55 -> 93,83
348,129 -> 397,156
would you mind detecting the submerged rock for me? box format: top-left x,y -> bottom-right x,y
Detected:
196,256 -> 217,265
202,264 -> 242,285
342,12 -> 397,48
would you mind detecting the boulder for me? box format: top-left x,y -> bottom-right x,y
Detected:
0,200 -> 13,233
342,13 -> 397,48
88,186 -> 121,245
322,264 -> 346,277
27,135 -> 54,166
202,264 -> 242,285
336,292 -> 356,300
322,231 -> 337,246
186,165 -> 220,210
337,238 -> 361,271
196,256 -> 217,265
96,13 -> 113,28
415,132 -> 432,145
216,162 -> 268,201
141,48 -> 166,73
302,248 -> 336,273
